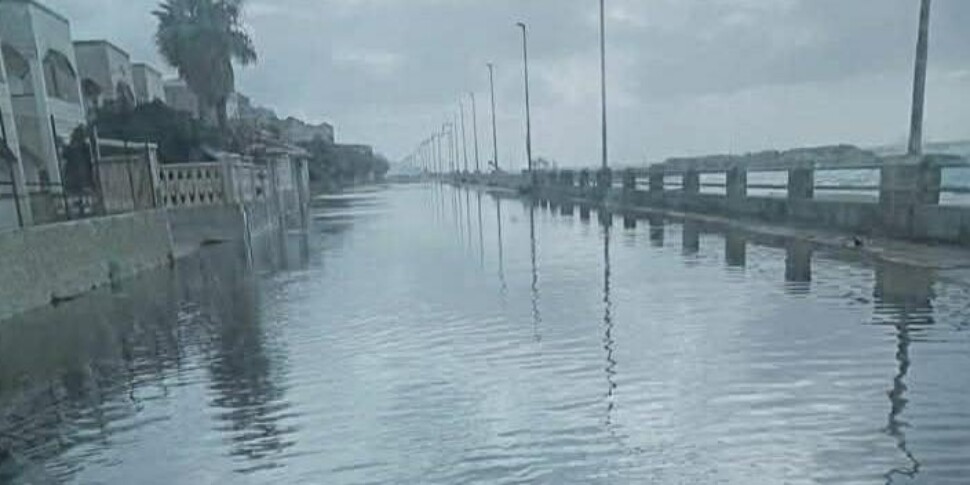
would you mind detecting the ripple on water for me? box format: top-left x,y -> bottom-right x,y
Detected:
2,185 -> 970,484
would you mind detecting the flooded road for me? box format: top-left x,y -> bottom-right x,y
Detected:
2,184 -> 970,484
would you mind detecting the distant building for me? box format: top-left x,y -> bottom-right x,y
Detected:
0,0 -> 87,211
226,92 -> 249,120
73,39 -> 135,113
334,143 -> 373,158
280,117 -> 334,145
132,63 -> 164,105
164,78 -> 199,118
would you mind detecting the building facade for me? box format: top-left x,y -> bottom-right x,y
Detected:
0,0 -> 87,222
132,62 -> 164,104
164,78 -> 199,118
0,30 -> 32,229
73,39 -> 134,114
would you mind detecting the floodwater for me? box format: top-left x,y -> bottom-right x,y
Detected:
2,184 -> 970,484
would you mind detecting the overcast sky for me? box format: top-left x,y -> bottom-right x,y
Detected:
44,0 -> 970,168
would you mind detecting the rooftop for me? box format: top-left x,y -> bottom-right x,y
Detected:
0,0 -> 71,26
73,39 -> 130,59
132,63 -> 162,76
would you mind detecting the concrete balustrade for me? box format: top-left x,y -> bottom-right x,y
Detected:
683,170 -> 700,194
453,145 -> 970,246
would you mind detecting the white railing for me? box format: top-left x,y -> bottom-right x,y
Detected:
157,156 -> 273,208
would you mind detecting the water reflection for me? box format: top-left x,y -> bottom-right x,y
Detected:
785,240 -> 813,291
648,214 -> 664,247
600,214 -> 617,432
0,240 -> 298,482
494,195 -> 507,293
464,188 -> 473,252
529,203 -> 542,342
4,185 -> 970,484
725,230 -> 747,268
476,191 -> 485,267
875,264 -> 935,483
682,220 -> 700,255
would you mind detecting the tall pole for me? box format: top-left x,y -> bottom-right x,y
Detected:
470,92 -> 481,172
488,63 -> 500,172
599,0 -> 608,170
436,131 -> 443,176
908,0 -> 932,156
447,122 -> 456,174
460,100 -> 469,173
518,22 -> 534,180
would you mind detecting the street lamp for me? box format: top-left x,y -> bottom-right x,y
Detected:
469,92 -> 482,172
459,99 -> 470,173
488,62 -> 500,172
599,0 -> 608,170
517,22 -> 535,183
908,0 -> 932,156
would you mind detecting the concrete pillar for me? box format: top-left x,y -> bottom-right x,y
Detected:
788,168 -> 814,201
622,168 -> 636,191
879,158 -> 941,234
726,167 -> 747,200
221,156 -> 237,203
683,170 -> 700,194
880,159 -> 941,206
649,169 -> 664,193
26,57 -> 63,186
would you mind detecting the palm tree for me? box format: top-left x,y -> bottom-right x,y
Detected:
154,0 -> 256,130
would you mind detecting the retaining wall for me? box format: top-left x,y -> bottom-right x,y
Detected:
0,209 -> 174,321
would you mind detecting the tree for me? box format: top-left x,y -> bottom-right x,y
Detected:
154,0 -> 256,130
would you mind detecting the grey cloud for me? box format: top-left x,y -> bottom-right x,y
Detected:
41,0 -> 970,166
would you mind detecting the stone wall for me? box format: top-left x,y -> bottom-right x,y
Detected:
0,209 -> 173,320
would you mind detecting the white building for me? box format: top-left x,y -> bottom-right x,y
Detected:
0,30 -> 32,229
73,39 -> 134,113
132,62 -> 164,105
164,78 -> 199,118
0,0 -> 87,221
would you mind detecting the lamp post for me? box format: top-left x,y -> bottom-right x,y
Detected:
488,62 -> 500,172
599,0 -> 608,170
908,0 -> 932,156
460,99 -> 470,173
469,92 -> 481,172
517,22 -> 535,184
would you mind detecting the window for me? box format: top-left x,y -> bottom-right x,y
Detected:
1,44 -> 32,96
42,50 -> 79,103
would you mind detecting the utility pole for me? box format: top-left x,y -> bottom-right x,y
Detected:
460,99 -> 469,173
908,0 -> 932,156
517,22 -> 534,181
488,62 -> 500,172
599,0 -> 609,170
470,92 -> 481,172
